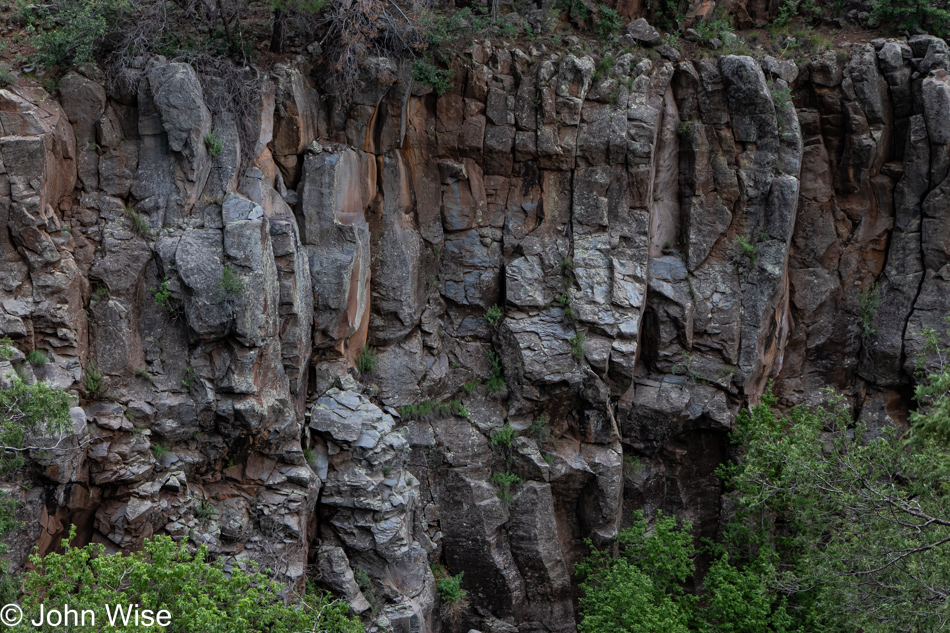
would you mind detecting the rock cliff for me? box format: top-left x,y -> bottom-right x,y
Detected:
0,27 -> 947,633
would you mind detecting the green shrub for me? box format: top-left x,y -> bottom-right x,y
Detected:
152,443 -> 170,460
83,360 -> 106,398
0,376 -> 71,473
204,131 -> 224,157
485,350 -> 506,395
412,59 -> 454,96
22,525 -> 364,633
0,337 -> 13,361
435,570 -> 466,603
153,277 -> 174,312
463,380 -> 479,394
219,265 -> 244,300
770,85 -> 792,109
593,5 -> 621,39
735,235 -> 757,264
530,414 -> 550,440
124,205 -> 150,237
858,282 -> 883,338
490,471 -> 521,503
181,365 -> 197,387
356,343 -> 377,373
353,568 -> 380,616
399,401 -> 438,420
0,63 -> 14,88
490,423 -> 517,448
25,349 -> 46,366
569,331 -> 586,360
92,284 -> 109,303
194,501 -> 217,522
485,304 -> 503,327
871,0 -> 950,38
29,0 -> 128,69
593,53 -> 615,82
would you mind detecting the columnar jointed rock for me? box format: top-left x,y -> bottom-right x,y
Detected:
6,27 -> 950,633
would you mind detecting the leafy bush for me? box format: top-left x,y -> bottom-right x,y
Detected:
434,569 -> 466,603
0,337 -> 13,361
485,350 -> 506,395
490,423 -> 517,448
858,282 -> 882,338
770,85 -> 792,109
871,0 -> 950,38
569,331 -> 586,360
124,205 -> 150,237
25,349 -> 46,366
153,277 -> 174,312
490,471 -> 521,503
356,343 -> 377,373
0,376 -> 71,473
431,564 -> 468,623
576,511 -> 791,633
529,414 -> 550,440
219,265 -> 244,300
28,0 -> 128,69
715,375 -> 950,631
735,235 -> 757,264
83,361 -> 106,398
0,63 -> 14,88
152,443 -> 170,460
353,567 -> 380,616
194,501 -> 218,522
411,59 -> 454,96
484,304 -> 503,327
463,380 -> 479,394
204,131 -> 224,157
22,526 -> 364,633
593,5 -> 621,39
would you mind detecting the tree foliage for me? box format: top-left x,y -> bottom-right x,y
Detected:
15,527 -> 364,633
576,512 -> 790,633
581,357 -> 950,632
871,0 -> 950,38
0,376 -> 71,474
719,381 -> 950,632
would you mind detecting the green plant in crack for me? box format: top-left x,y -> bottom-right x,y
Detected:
529,413 -> 550,441
83,361 -> 106,398
569,331 -> 586,360
485,304 -> 503,327
218,265 -> 244,300
490,423 -> 517,449
490,471 -> 522,504
356,343 -> 377,373
152,277 -> 174,312
858,282 -> 883,339
193,501 -> 217,523
735,235 -> 757,265
203,131 -> 223,157
485,350 -> 507,395
181,365 -> 197,388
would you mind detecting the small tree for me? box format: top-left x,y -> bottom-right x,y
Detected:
0,377 -> 71,474
21,527 -> 365,633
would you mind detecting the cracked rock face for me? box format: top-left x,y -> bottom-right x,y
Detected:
2,30 -> 950,633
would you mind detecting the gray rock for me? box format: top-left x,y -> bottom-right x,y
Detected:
626,18 -> 660,45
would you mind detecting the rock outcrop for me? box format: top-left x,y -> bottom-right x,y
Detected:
2,26 -> 950,633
